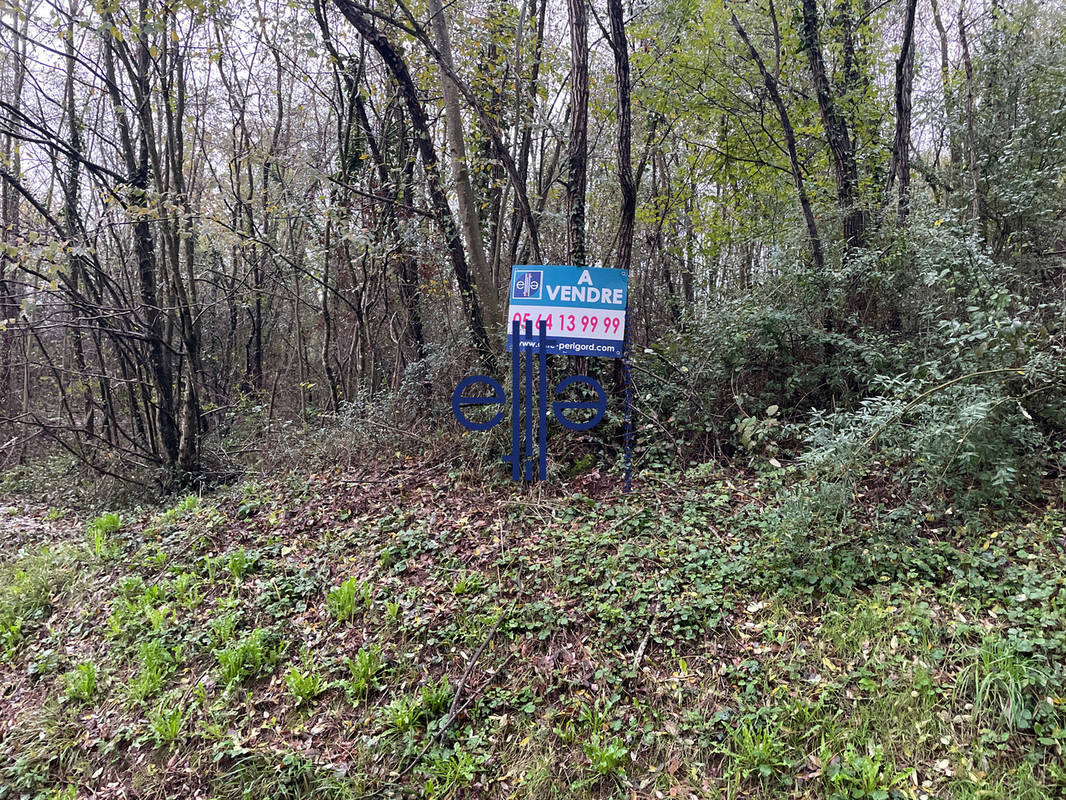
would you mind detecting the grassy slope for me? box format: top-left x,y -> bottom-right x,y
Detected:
0,462 -> 1064,800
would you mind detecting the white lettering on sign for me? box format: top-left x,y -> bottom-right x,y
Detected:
545,285 -> 624,304
507,264 -> 628,357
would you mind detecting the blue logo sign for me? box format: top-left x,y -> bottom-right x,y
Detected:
507,265 -> 627,357
452,320 -> 605,482
512,270 -> 542,300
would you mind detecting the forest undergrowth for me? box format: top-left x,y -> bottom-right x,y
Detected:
0,449 -> 1063,799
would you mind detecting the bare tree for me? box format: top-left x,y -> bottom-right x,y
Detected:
426,0 -> 500,333
567,0 -> 589,265
731,7 -> 825,271
886,0 -> 920,224
331,0 -> 494,360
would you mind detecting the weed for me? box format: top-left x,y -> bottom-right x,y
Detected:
345,644 -> 383,697
86,511 -> 121,558
577,698 -> 612,733
259,569 -> 318,619
721,716 -> 791,784
128,640 -> 180,702
149,697 -> 185,744
156,494 -> 200,529
951,759 -> 1058,800
225,547 -> 256,580
425,745 -> 482,795
175,572 -> 204,609
209,611 -> 240,648
785,694 -> 840,744
385,599 -> 400,624
452,570 -> 483,596
421,675 -> 453,718
955,634 -> 1049,730
552,716 -> 579,744
210,745 -> 357,799
27,649 -> 60,680
383,694 -> 424,732
327,576 -> 373,622
823,743 -> 910,800
216,628 -> 281,688
63,661 -> 98,703
141,583 -> 165,605
285,650 -> 325,707
359,579 -> 374,611
0,617 -> 23,661
144,602 -> 172,633
583,734 -> 627,777
235,481 -> 270,520
143,545 -> 168,569
0,546 -> 72,660
118,575 -> 146,600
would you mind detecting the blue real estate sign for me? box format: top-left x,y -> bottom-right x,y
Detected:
506,265 -> 628,357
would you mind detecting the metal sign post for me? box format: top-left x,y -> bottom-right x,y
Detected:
452,266 -> 634,490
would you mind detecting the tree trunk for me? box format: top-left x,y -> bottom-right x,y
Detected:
799,0 -> 865,253
508,0 -> 548,268
0,1 -> 28,422
958,6 -> 984,229
63,5 -> 94,441
886,0 -> 919,224
426,0 -> 500,333
331,0 -> 494,361
566,0 -> 589,265
102,11 -> 181,465
731,11 -> 825,271
930,0 -> 962,185
607,0 -> 635,276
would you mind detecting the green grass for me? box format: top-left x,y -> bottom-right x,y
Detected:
0,545 -> 73,659
721,716 -> 792,786
208,746 -> 359,800
955,634 -> 1050,731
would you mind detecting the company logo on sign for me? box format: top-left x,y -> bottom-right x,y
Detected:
513,270 -> 542,300
452,320 -> 606,482
452,266 -> 632,485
